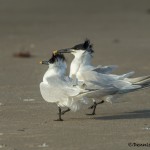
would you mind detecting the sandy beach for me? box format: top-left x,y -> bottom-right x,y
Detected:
0,0 -> 150,150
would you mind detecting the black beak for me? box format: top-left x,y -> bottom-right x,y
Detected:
56,48 -> 73,54
40,60 -> 49,65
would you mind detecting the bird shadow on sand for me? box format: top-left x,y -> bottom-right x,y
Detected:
94,109 -> 150,120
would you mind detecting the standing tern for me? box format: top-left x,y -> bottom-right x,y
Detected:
55,39 -> 150,115
39,53 -> 98,121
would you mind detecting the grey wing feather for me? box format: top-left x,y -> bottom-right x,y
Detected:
92,65 -> 118,74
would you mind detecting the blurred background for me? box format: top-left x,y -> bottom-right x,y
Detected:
0,0 -> 150,85
0,1 -> 150,149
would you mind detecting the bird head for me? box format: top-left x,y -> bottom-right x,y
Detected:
40,53 -> 66,66
54,39 -> 94,57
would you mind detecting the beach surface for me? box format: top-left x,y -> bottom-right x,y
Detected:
0,0 -> 150,150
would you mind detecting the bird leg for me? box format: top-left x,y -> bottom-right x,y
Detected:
61,108 -> 71,115
87,100 -> 104,115
88,100 -> 104,109
54,107 -> 63,121
97,100 -> 104,105
86,102 -> 97,115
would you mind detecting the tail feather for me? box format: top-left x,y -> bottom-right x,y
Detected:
124,76 -> 150,93
125,75 -> 150,84
106,75 -> 150,103
118,75 -> 150,94
127,83 -> 150,93
133,78 -> 150,85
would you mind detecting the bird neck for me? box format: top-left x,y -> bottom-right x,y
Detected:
69,55 -> 83,78
43,62 -> 66,83
69,52 -> 93,79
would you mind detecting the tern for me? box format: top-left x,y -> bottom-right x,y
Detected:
55,39 -> 150,115
39,53 -> 99,121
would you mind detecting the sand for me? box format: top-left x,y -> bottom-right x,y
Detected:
0,0 -> 150,150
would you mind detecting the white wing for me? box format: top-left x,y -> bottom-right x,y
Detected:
40,77 -> 80,100
40,76 -> 94,111
79,65 -> 118,74
77,69 -> 142,97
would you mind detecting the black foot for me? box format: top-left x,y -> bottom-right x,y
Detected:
86,113 -> 96,115
54,119 -> 63,121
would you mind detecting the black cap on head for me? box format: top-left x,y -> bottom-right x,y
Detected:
49,53 -> 65,64
72,39 -> 94,53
